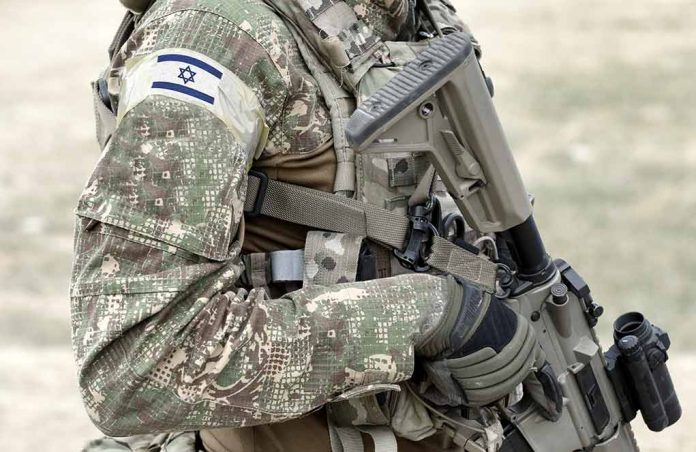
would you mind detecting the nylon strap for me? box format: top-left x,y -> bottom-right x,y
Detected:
263,0 -> 388,95
359,427 -> 398,452
328,417 -> 398,452
248,252 -> 269,287
108,11 -> 136,61
270,249 -> 305,282
285,25 -> 357,193
329,423 -> 364,452
245,174 -> 498,293
92,79 -> 117,150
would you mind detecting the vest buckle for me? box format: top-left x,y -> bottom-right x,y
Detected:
246,170 -> 269,217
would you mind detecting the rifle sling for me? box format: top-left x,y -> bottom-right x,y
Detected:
244,173 -> 498,293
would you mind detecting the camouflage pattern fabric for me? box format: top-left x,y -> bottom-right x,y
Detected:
302,230 -> 397,435
72,0 -> 459,437
262,1 -> 469,95
328,395 -> 392,429
242,252 -> 271,288
107,0 -> 332,157
81,432 -> 196,452
261,0 -> 391,94
344,0 -> 414,41
418,0 -> 468,35
344,0 -> 468,41
303,231 -> 364,286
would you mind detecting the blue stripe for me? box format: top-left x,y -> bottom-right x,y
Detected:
152,82 -> 215,105
157,54 -> 223,79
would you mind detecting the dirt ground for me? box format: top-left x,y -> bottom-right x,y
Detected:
0,0 -> 693,450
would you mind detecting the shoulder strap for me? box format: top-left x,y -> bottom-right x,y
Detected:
108,11 -> 136,61
282,23 -> 357,194
244,173 -> 498,292
110,1 -> 156,60
95,1 -> 157,149
263,0 -> 390,94
263,0 -> 370,194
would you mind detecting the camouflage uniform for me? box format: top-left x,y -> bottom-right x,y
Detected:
73,0 -> 471,450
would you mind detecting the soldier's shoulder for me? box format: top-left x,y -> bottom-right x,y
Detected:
144,0 -> 295,67
138,0 -> 295,123
145,0 -> 279,27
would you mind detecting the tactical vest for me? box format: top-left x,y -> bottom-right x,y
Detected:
94,2 -> 496,451
99,0 -> 495,291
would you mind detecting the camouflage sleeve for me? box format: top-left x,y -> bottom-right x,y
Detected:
71,5 -> 451,436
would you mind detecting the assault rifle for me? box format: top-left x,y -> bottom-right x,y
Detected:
346,32 -> 681,451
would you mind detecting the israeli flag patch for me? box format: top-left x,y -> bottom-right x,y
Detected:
151,53 -> 223,105
118,48 -> 269,158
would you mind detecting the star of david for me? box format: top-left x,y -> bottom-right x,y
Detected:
177,65 -> 197,85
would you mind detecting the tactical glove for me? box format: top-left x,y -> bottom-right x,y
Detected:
416,276 -> 563,421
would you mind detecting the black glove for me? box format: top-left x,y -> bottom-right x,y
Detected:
416,276 -> 563,421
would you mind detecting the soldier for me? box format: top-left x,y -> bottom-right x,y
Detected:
73,1 -> 560,451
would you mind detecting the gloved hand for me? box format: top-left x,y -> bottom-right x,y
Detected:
415,276 -> 563,421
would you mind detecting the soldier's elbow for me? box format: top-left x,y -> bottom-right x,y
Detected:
82,399 -> 133,437
79,369 -> 151,437
87,410 -> 135,438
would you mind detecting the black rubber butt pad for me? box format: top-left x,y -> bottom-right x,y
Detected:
346,32 -> 474,149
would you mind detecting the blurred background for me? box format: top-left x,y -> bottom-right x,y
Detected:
0,0 -> 693,450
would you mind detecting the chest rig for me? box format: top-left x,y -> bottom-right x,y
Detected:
248,2 -> 500,451
97,0 -> 497,293
96,3 -> 500,450
247,0 -> 496,287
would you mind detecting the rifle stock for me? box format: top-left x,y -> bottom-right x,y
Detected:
347,33 -> 531,234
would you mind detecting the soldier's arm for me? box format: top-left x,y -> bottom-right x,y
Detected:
72,7 -> 451,436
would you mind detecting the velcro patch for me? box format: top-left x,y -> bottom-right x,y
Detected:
119,48 -> 269,160
151,53 -> 223,105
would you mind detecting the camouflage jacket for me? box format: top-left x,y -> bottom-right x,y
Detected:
72,0 -> 465,436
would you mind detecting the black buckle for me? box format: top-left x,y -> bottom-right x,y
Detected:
97,78 -> 113,112
394,198 -> 440,272
246,170 -> 268,217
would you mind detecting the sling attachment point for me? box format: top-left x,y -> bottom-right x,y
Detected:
395,197 -> 440,273
244,172 -> 499,293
